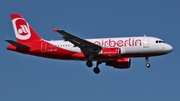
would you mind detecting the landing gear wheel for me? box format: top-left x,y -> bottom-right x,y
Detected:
145,57 -> 150,68
146,63 -> 150,68
86,61 -> 93,67
93,67 -> 100,74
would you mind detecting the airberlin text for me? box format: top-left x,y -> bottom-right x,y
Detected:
94,38 -> 142,47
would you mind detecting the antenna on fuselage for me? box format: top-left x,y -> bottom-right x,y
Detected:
144,35 -> 146,37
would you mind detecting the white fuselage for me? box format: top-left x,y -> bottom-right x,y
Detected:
47,36 -> 173,57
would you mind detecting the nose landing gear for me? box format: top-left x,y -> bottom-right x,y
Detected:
146,63 -> 150,68
145,57 -> 150,68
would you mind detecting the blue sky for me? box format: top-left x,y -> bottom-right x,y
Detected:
0,0 -> 179,101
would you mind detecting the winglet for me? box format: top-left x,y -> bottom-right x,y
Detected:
52,27 -> 57,32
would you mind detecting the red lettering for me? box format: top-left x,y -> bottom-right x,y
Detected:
124,39 -> 128,46
109,39 -> 116,47
117,40 -> 123,47
132,38 -> 134,46
129,38 -> 131,46
101,39 -> 104,46
135,39 -> 141,46
94,38 -> 142,47
94,41 -> 101,46
104,40 -> 108,47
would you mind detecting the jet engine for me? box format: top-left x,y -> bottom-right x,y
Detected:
105,58 -> 131,69
98,48 -> 121,59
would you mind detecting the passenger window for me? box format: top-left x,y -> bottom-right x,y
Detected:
156,40 -> 158,43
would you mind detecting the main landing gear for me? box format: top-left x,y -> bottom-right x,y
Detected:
86,61 -> 93,67
145,57 -> 150,68
86,61 -> 102,74
93,61 -> 102,74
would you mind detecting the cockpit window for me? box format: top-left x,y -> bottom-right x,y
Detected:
155,40 -> 165,43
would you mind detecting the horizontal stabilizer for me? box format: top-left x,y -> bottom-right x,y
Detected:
5,40 -> 30,50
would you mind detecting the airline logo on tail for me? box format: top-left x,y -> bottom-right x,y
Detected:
12,18 -> 31,40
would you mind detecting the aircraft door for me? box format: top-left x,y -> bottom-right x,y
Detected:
41,42 -> 47,52
143,37 -> 149,48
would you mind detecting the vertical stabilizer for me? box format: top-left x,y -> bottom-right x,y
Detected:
11,14 -> 42,43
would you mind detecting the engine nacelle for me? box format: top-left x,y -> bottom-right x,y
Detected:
98,48 -> 121,59
105,58 -> 131,69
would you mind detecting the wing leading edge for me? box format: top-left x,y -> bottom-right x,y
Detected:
54,29 -> 102,53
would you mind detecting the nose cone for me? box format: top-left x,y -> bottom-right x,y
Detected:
166,44 -> 173,53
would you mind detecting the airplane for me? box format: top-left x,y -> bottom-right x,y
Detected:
6,14 -> 173,74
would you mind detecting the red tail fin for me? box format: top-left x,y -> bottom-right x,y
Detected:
11,14 -> 42,43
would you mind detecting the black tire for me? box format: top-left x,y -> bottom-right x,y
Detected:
93,67 -> 100,74
86,61 -> 93,67
146,63 -> 150,68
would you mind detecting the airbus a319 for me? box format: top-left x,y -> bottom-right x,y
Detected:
6,14 -> 173,74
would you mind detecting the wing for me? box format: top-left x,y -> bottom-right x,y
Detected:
54,29 -> 102,53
